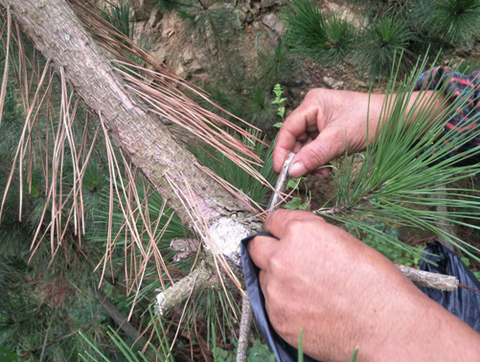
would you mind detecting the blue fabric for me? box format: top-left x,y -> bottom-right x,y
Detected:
241,232 -> 318,362
242,236 -> 480,361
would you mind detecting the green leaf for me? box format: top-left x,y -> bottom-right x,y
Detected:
284,197 -> 303,210
287,179 -> 299,190
461,257 -> 471,267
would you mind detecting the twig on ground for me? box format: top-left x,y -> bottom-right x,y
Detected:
236,295 -> 254,362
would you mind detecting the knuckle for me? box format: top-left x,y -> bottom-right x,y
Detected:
289,217 -> 324,234
268,251 -> 285,273
306,88 -> 328,106
310,144 -> 328,166
289,219 -> 306,232
305,89 -> 318,99
305,88 -> 323,101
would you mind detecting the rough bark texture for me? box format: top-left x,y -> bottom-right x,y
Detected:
156,261 -> 222,315
236,296 -> 253,362
0,0 -> 260,236
396,264 -> 458,291
97,290 -> 143,342
0,0 -> 264,316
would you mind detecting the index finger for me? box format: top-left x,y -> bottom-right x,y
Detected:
273,106 -> 319,173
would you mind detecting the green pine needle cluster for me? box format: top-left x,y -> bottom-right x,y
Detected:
324,56 -> 480,262
284,0 -> 355,65
100,2 -> 133,39
256,41 -> 293,90
420,0 -> 480,43
357,18 -> 413,77
193,129 -> 276,205
283,0 -> 480,79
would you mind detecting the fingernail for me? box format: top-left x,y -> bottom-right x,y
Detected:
289,162 -> 306,177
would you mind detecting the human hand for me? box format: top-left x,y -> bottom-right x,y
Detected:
248,209 -> 480,362
273,88 -> 448,178
273,89 -> 385,178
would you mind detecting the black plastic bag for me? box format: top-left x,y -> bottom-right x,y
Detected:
419,241 -> 480,333
242,236 -> 480,362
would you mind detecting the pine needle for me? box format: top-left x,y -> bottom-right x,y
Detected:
319,55 -> 480,261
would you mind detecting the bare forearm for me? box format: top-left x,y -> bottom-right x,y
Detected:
361,289 -> 480,362
358,90 -> 448,146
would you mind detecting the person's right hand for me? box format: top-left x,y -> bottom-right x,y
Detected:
249,209 -> 480,362
273,88 -> 386,178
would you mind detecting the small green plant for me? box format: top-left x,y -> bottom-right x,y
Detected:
272,84 -> 287,128
284,178 -> 310,211
460,256 -> 480,280
0,347 -> 18,362
345,219 -> 422,266
213,346 -> 234,362
357,18 -> 412,78
256,41 -> 294,90
246,88 -> 276,129
283,0 -> 355,65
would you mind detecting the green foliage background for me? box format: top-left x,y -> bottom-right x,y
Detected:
1,0 -> 480,361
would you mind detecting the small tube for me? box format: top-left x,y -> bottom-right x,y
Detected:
267,152 -> 296,213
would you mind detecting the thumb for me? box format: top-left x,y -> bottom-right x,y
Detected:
289,129 -> 343,177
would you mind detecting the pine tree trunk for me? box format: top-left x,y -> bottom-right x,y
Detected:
0,0 -> 261,312
0,0 -> 459,319
0,0 -> 260,254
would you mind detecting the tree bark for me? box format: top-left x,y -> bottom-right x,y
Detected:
0,0 -> 263,317
0,0 -> 261,263
0,0 -> 259,234
97,290 -> 145,342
